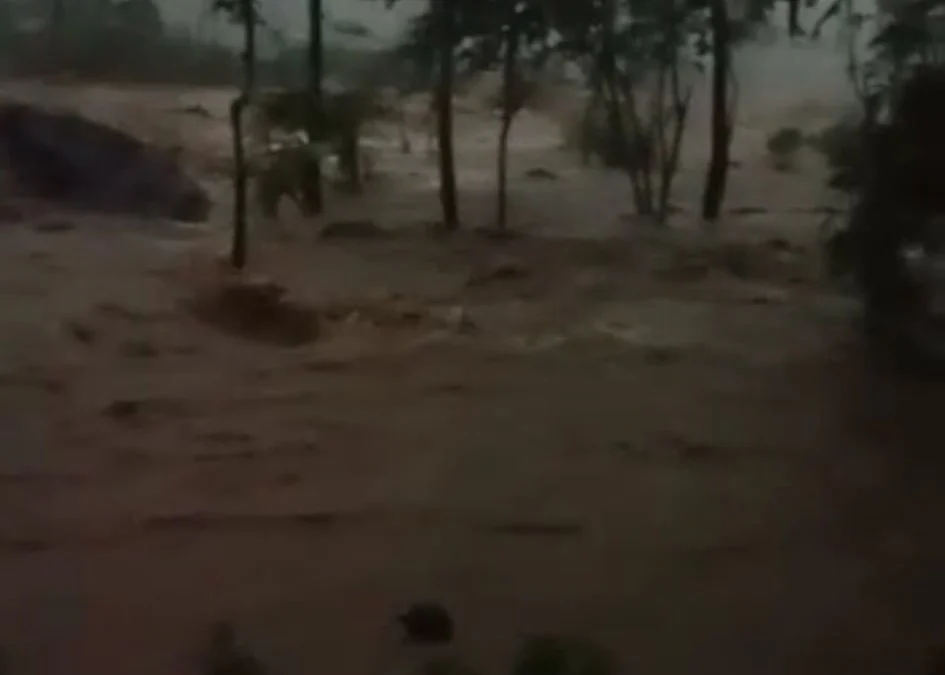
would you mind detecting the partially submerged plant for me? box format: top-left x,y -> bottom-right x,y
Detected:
765,126 -> 804,172
552,0 -> 704,224
806,114 -> 864,192
562,100 -> 653,171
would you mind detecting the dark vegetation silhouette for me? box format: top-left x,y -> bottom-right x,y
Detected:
792,0 -> 945,373
301,0 -> 324,215
431,0 -> 460,231
0,0 -> 369,86
701,0 -> 733,222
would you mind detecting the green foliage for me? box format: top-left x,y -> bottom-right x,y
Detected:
372,0 -> 776,223
387,0 -> 552,95
809,0 -> 945,194
868,0 -> 945,67
838,0 -> 945,119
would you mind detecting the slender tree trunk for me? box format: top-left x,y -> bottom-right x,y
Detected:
657,67 -> 691,224
300,0 -> 323,215
496,119 -> 513,232
599,0 -> 651,216
230,97 -> 248,269
701,0 -> 732,222
230,0 -> 257,270
434,0 -> 459,231
496,25 -> 519,233
787,0 -> 803,37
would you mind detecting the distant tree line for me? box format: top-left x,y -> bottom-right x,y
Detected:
0,0 -> 376,85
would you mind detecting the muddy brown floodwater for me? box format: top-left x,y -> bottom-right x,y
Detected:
1,82 -> 945,675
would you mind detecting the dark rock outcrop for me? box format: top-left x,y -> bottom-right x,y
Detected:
0,101 -> 210,222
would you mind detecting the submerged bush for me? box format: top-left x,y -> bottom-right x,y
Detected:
765,126 -> 804,172
559,102 -> 651,170
806,114 -> 865,193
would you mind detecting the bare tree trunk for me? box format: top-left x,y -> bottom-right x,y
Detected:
230,0 -> 257,270
300,0 -> 323,215
598,0 -> 655,217
495,22 -> 520,234
656,62 -> 692,223
701,0 -> 732,222
230,98 -> 248,269
496,118 -> 512,232
434,0 -> 459,230
787,0 -> 803,37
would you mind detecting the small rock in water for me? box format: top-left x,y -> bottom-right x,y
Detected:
104,399 -> 140,419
